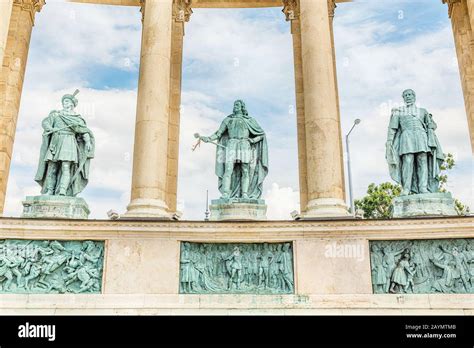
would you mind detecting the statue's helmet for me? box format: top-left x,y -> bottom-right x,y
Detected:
62,89 -> 80,107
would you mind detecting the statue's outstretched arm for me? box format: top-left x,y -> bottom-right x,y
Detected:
202,118 -> 228,142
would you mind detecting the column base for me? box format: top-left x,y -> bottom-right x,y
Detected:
122,198 -> 172,220
301,198 -> 350,219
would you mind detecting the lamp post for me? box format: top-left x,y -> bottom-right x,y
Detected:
204,190 -> 210,221
346,119 -> 361,215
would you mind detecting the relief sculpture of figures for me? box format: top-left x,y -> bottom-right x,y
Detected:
370,239 -> 473,294
35,90 -> 95,197
179,242 -> 294,294
0,240 -> 104,294
385,89 -> 457,217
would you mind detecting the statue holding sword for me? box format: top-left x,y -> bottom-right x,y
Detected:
194,100 -> 268,201
34,90 -> 95,197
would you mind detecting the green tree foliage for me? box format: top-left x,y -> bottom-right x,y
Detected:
354,182 -> 401,219
355,153 -> 470,219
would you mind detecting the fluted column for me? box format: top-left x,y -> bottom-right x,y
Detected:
298,0 -> 348,217
444,0 -> 474,153
0,0 -> 44,215
124,0 -> 175,218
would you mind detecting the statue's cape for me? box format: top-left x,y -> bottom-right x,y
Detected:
35,110 -> 95,196
215,114 -> 269,199
386,110 -> 444,193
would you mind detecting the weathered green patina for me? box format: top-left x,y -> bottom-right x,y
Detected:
179,242 -> 294,294
198,100 -> 268,201
22,90 -> 95,219
385,89 -> 456,217
370,239 -> 473,294
34,90 -> 95,197
0,239 -> 104,294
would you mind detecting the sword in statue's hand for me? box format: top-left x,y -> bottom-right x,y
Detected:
192,133 -> 225,151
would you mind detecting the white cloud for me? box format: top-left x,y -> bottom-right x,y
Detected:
265,183 -> 299,220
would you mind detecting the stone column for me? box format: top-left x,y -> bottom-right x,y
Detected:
298,0 -> 348,217
124,0 -> 175,218
165,0 -> 191,213
0,0 -> 13,65
444,0 -> 474,153
284,0 -> 308,212
0,0 -> 44,215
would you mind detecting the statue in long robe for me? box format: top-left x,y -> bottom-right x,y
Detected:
200,100 -> 268,200
34,90 -> 95,197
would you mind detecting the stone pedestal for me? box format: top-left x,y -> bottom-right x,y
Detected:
392,192 -> 458,218
22,195 -> 90,219
210,198 -> 267,221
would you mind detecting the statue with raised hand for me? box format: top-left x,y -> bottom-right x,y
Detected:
197,99 -> 268,200
34,90 -> 95,197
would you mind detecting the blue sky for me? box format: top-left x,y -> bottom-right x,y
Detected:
4,0 -> 473,219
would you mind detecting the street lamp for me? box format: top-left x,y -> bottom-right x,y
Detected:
204,189 -> 210,221
346,118 -> 361,215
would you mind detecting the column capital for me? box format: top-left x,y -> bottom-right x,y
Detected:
284,0 -> 337,22
282,0 -> 298,21
173,0 -> 193,23
13,0 -> 45,24
140,0 -> 192,24
442,0 -> 461,18
139,0 -> 144,22
328,0 -> 337,19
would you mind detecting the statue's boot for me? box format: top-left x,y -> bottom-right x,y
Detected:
58,169 -> 71,195
417,153 -> 429,193
241,165 -> 250,199
221,175 -> 231,199
45,164 -> 58,195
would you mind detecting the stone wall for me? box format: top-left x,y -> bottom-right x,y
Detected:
0,216 -> 472,314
